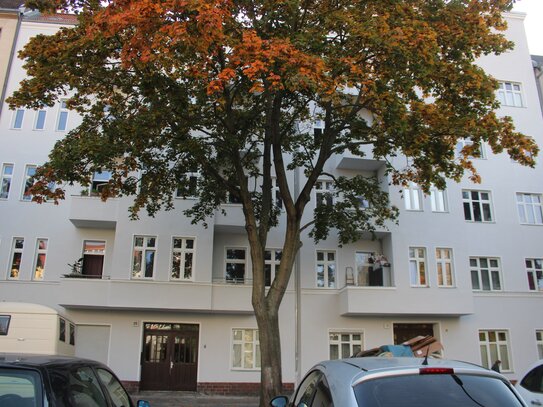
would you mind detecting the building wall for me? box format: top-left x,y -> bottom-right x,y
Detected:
0,11 -> 542,394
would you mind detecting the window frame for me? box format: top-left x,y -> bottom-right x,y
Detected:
430,187 -> 448,213
409,247 -> 428,287
8,237 -> 24,280
264,248 -> 282,287
0,163 -> 14,200
12,108 -> 25,129
456,138 -> 486,159
479,329 -> 512,372
231,328 -> 260,370
329,331 -> 363,360
517,193 -> 543,225
56,99 -> 69,131
314,180 -> 335,208
462,190 -> 493,223
470,257 -> 502,291
33,238 -> 48,281
34,109 -> 47,130
497,81 -> 524,108
525,258 -> 543,292
436,247 -> 455,287
225,247 -> 247,283
403,183 -> 423,211
21,164 -> 37,202
175,168 -> 200,199
131,235 -> 157,279
536,330 -> 543,360
316,250 -> 337,288
170,236 -> 195,281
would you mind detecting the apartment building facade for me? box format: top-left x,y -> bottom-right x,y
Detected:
0,11 -> 542,393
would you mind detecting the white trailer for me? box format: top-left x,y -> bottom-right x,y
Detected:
0,302 -> 75,356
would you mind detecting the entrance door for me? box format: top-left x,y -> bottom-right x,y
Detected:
393,323 -> 435,345
140,323 -> 199,391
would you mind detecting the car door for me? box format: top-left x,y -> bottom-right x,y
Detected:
517,362 -> 543,406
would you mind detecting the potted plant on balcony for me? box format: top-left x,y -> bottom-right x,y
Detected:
63,258 -> 84,278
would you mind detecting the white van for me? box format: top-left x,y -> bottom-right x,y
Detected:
0,302 -> 75,356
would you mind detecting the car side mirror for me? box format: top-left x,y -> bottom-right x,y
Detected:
137,400 -> 151,407
270,395 -> 289,407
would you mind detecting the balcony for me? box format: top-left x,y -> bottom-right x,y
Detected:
69,196 -> 120,229
211,278 -> 253,313
336,147 -> 385,172
213,204 -> 245,234
339,286 -> 474,316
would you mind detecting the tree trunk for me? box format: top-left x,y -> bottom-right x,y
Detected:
255,302 -> 282,407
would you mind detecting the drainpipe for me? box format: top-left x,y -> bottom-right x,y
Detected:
294,129 -> 302,386
0,7 -> 24,118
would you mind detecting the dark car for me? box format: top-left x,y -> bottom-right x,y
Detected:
271,357 -> 527,407
0,353 -> 149,407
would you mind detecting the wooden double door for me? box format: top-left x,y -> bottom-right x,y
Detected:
140,323 -> 199,391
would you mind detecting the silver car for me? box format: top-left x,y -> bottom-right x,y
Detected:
271,357 -> 526,406
515,359 -> 543,406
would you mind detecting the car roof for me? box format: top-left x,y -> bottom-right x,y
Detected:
0,353 -> 108,370
324,356 -> 487,372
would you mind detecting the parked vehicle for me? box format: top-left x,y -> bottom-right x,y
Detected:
515,359 -> 543,406
271,357 -> 526,407
0,353 -> 150,407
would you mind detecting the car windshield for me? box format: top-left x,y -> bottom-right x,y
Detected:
354,373 -> 524,407
0,368 -> 43,407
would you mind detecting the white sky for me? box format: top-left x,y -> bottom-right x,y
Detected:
512,0 -> 543,55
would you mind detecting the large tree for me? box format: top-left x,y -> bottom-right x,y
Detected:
9,0 -> 537,404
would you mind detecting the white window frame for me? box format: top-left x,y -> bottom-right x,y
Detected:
21,165 -> 37,202
456,138 -> 486,159
470,257 -> 502,291
34,109 -> 47,130
329,331 -> 363,360
231,328 -> 260,370
56,99 -> 69,131
479,330 -> 511,372
12,108 -> 25,129
314,180 -> 335,208
0,163 -> 14,200
264,248 -> 282,287
316,250 -> 336,288
175,169 -> 200,199
525,258 -> 543,292
409,247 -> 428,287
403,183 -> 423,211
8,237 -> 24,280
225,247 -> 247,283
436,248 -> 454,287
33,238 -> 48,281
131,235 -> 157,279
536,330 -> 543,360
462,190 -> 493,223
517,193 -> 543,225
430,187 -> 447,213
271,177 -> 283,209
497,81 -> 524,107
170,237 -> 195,281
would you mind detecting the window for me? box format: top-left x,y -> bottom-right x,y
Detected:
226,248 -> 246,283
264,249 -> 282,287
409,247 -> 427,287
436,248 -> 454,287
33,238 -> 48,280
61,367 -> 108,407
537,331 -> 543,359
12,108 -> 24,129
59,318 -> 66,342
8,238 -> 24,279
329,332 -> 363,359
171,237 -> 194,280
271,177 -> 283,209
232,329 -> 260,369
22,165 -> 37,201
456,138 -> 486,159
479,330 -> 511,371
526,259 -> 543,291
316,250 -> 336,288
34,109 -> 47,130
132,236 -> 156,279
463,190 -> 493,222
403,183 -> 422,211
70,323 -> 75,346
83,170 -> 112,196
517,193 -> 543,225
57,100 -> 69,131
0,163 -> 13,199
430,187 -> 447,212
497,81 -> 524,107
315,180 -> 334,207
0,315 -> 11,335
175,167 -> 199,198
81,240 -> 105,278
97,368 -> 132,407
470,257 -> 501,291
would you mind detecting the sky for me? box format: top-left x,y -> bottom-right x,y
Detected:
512,0 -> 543,55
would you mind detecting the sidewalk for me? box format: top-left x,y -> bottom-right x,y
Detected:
131,391 -> 260,407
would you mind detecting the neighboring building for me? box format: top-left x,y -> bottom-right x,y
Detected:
532,54 -> 543,117
0,0 -> 23,116
0,11 -> 542,394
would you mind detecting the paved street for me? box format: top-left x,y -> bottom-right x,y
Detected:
131,391 -> 260,407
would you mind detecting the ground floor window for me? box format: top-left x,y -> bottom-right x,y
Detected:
329,332 -> 363,359
232,329 -> 260,370
537,331 -> 543,359
479,330 -> 510,372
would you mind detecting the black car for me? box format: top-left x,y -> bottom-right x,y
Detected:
0,353 -> 150,407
